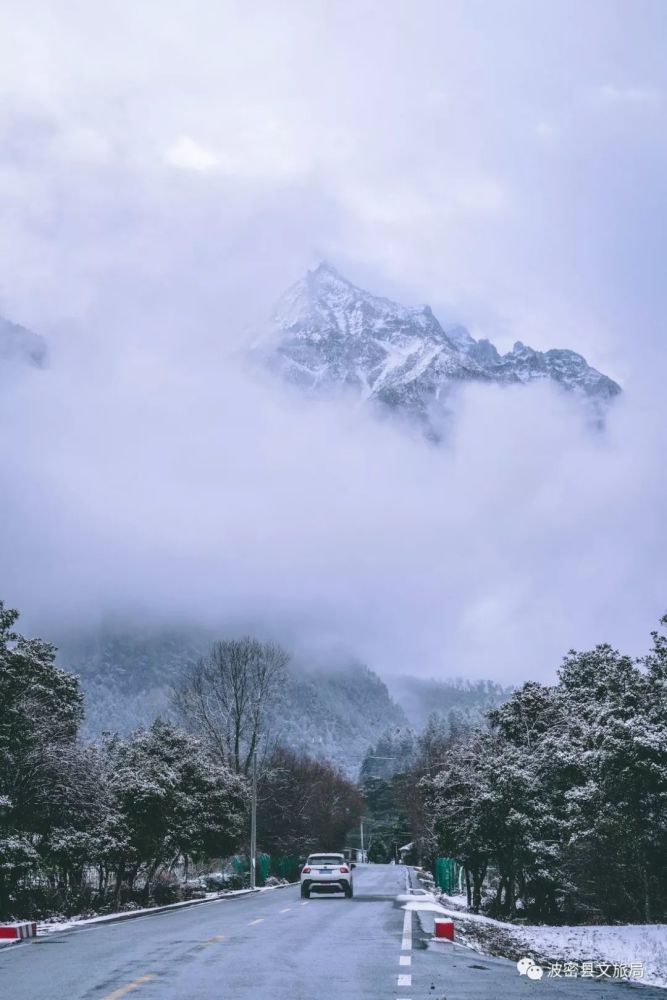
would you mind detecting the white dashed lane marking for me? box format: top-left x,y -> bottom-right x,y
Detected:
399,954 -> 411,966
248,918 -> 264,926
397,973 -> 412,987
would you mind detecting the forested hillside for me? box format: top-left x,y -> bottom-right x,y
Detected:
55,628 -> 407,775
387,676 -> 512,732
268,662 -> 406,775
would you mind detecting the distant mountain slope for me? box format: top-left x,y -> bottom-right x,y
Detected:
0,315 -> 46,367
57,627 -> 207,737
55,627 -> 406,776
264,263 -> 620,432
268,662 -> 407,776
386,675 -> 512,732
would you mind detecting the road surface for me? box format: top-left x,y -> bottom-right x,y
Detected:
0,865 -> 662,1000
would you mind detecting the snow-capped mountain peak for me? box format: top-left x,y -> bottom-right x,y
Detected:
274,262 -> 454,348
269,264 -> 478,405
265,264 -> 621,431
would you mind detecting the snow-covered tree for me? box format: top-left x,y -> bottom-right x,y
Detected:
419,620 -> 667,923
0,602 -> 250,918
0,601 -> 86,916
106,720 -> 247,899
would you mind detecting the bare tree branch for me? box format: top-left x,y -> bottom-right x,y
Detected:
172,638 -> 288,774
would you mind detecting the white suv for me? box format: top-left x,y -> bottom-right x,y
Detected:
300,853 -> 354,898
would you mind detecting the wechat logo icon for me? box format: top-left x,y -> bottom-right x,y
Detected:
517,957 -> 544,981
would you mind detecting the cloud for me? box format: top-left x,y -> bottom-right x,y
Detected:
0,0 -> 666,685
535,120 -> 559,145
1,331 -> 666,685
165,136 -> 220,172
592,84 -> 663,107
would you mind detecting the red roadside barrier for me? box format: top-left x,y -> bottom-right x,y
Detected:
0,922 -> 37,940
434,917 -> 455,940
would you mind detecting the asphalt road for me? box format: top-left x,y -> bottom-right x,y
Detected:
0,865 -> 663,1000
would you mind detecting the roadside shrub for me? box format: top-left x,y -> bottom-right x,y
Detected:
182,886 -> 207,900
223,872 -> 248,891
150,871 -> 183,906
201,871 -> 247,891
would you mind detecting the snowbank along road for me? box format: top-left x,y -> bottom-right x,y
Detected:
0,865 -> 663,1000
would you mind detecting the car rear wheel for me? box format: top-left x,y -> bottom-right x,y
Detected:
345,883 -> 353,898
300,883 -> 310,898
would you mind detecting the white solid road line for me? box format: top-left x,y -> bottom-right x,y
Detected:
279,908 -> 291,913
248,918 -> 264,926
401,908 -> 412,950
398,897 -> 413,995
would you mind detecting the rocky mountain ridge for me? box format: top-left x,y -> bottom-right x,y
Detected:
266,263 -> 621,431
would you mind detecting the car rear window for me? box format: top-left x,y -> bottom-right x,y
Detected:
307,855 -> 344,865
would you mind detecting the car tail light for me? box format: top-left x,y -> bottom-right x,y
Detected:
339,866 -> 349,873
302,866 -> 311,873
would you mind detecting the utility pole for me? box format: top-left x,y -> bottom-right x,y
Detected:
250,750 -> 258,889
360,819 -> 365,862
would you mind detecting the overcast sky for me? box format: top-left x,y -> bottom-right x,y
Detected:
1,0 -> 666,683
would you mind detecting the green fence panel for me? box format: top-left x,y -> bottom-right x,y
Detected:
258,853 -> 271,886
230,854 -> 248,875
228,852 -> 271,885
434,857 -> 460,894
273,856 -> 300,882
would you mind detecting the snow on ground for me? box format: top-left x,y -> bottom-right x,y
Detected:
517,924 -> 667,991
430,894 -> 667,990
